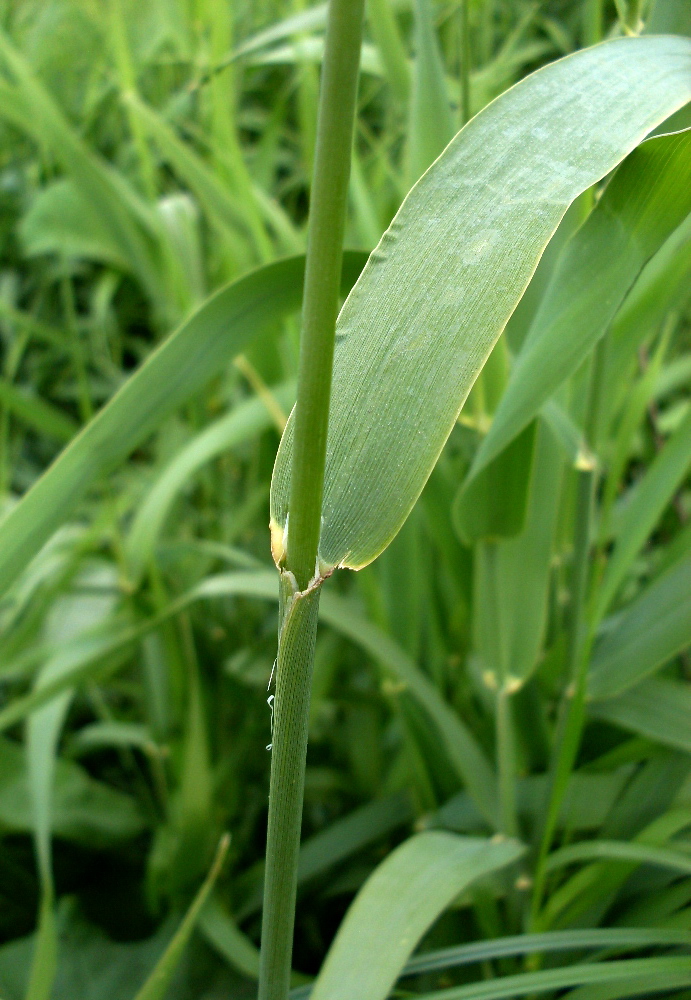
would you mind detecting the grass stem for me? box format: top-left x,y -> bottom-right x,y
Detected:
286,0 -> 366,590
259,3 -> 365,997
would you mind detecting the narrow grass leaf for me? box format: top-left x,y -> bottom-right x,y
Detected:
603,211 -> 691,424
132,833 -> 230,1000
236,793 -> 414,919
24,891 -> 57,1000
411,957 -> 691,1000
367,0 -> 410,104
271,38 -> 691,575
595,407 -> 691,619
453,421 -> 536,544
471,422 -> 562,684
125,385 -> 295,584
0,253 -> 366,600
310,831 -> 524,1000
589,555 -> 691,699
197,895 -> 261,980
0,378 -> 77,443
124,93 -> 264,258
545,839 -> 691,877
402,927 -> 691,978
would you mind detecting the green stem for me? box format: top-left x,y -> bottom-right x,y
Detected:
531,341 -> 604,925
259,4 -> 365,998
497,687 -> 518,838
287,0 -> 365,591
258,581 -> 320,1000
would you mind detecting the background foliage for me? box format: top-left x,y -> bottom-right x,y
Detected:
0,0 -> 690,997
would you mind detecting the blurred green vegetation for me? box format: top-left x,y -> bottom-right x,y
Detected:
0,0 -> 689,997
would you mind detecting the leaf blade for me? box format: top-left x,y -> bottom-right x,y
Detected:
310,831 -> 524,1000
270,37 -> 691,573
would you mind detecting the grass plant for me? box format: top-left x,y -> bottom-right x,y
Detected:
0,1 -> 689,999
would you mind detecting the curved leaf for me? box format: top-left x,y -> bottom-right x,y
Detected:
270,37 -> 691,573
310,831 -> 524,1000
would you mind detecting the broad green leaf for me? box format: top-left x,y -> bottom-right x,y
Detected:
589,555 -> 691,699
0,737 -> 145,843
310,831 -> 524,1000
0,253 -> 366,601
590,677 -> 691,754
270,38 -> 691,575
469,127 -> 691,483
125,384 -> 295,584
132,834 -> 229,1000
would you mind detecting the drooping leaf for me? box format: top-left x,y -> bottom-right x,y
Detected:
271,38 -> 691,575
545,838 -> 691,877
